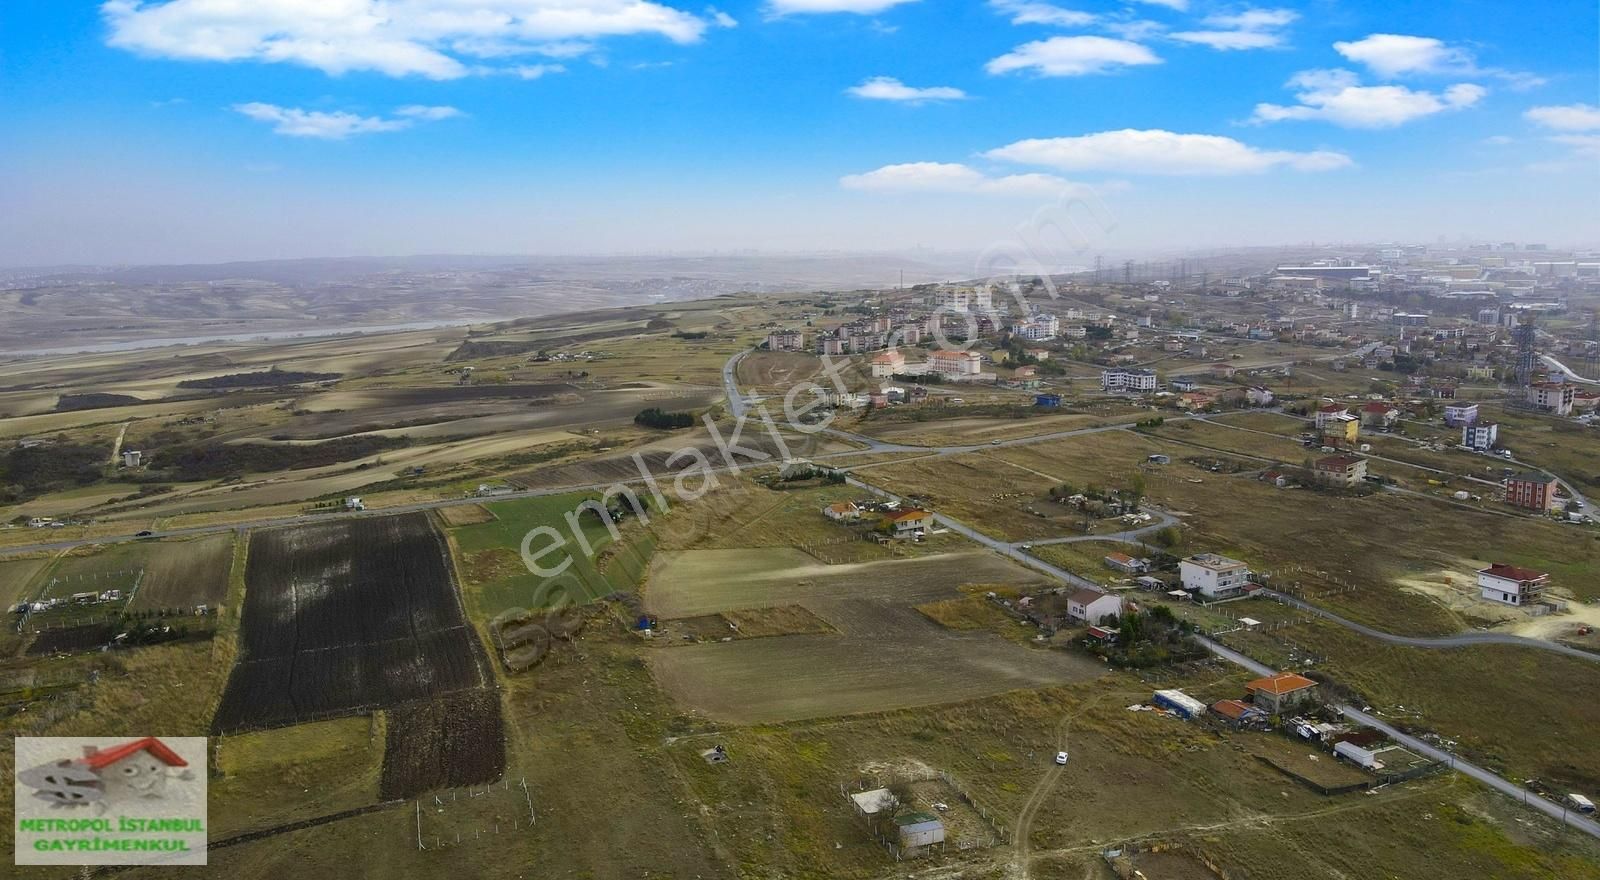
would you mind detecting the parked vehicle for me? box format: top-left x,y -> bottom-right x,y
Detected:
1054,751 -> 1069,765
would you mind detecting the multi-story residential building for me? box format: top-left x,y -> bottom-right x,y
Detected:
765,329 -> 804,351
1011,314 -> 1059,341
1476,563 -> 1549,606
932,287 -> 993,313
1504,472 -> 1559,511
1462,422 -> 1499,451
1526,382 -> 1575,415
1443,402 -> 1479,427
1359,402 -> 1399,428
1101,367 -> 1157,394
1180,553 -> 1251,600
1312,454 -> 1368,487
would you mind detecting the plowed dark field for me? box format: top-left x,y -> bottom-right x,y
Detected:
379,689 -> 507,799
212,513 -> 488,732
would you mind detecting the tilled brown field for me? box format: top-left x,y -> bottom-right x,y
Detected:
380,689 -> 507,800
212,513 -> 489,732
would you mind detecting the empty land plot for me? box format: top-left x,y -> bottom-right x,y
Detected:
126,532 -> 235,610
447,493 -> 628,616
211,716 -> 385,837
0,554 -> 51,608
644,548 -> 1039,617
380,689 -> 506,800
849,410 -> 1101,447
644,548 -> 1099,723
436,503 -> 496,527
734,350 -> 823,390
212,513 -> 488,732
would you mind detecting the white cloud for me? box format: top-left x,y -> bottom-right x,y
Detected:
985,129 -> 1351,175
987,36 -> 1160,77
395,105 -> 465,121
988,0 -> 1096,27
1171,30 -> 1281,50
1525,103 -> 1600,132
232,102 -> 462,139
1551,134 -> 1600,156
1133,0 -> 1187,9
1333,34 -> 1473,78
1172,7 -> 1296,51
1102,18 -> 1166,41
840,162 -> 1088,197
766,0 -> 918,14
512,63 -> 566,79
1206,8 -> 1297,30
846,76 -> 966,103
1251,68 -> 1485,128
103,0 -> 719,79
707,6 -> 738,27
1482,135 -> 1514,145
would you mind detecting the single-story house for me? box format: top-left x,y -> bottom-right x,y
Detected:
1066,588 -> 1123,625
1210,698 -> 1268,729
1245,672 -> 1320,714
1102,551 -> 1148,574
823,501 -> 861,522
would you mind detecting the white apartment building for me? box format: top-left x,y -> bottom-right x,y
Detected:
933,287 -> 994,313
1012,314 -> 1059,341
1180,553 -> 1251,599
1101,368 -> 1157,394
1462,422 -> 1499,451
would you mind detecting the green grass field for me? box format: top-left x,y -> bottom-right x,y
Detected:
447,492 -> 644,615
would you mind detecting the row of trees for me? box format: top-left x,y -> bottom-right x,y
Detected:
634,407 -> 695,429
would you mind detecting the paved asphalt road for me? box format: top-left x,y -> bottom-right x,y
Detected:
1261,589 -> 1600,663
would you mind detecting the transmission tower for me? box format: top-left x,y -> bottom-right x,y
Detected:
1513,314 -> 1538,390
1587,309 -> 1599,376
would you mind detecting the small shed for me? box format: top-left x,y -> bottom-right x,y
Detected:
1153,689 -> 1207,720
894,812 -> 945,849
849,788 -> 897,816
1335,740 -> 1382,770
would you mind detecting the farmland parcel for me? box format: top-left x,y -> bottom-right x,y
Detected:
213,513 -> 489,732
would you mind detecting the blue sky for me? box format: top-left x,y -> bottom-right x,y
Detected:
1,0 -> 1596,265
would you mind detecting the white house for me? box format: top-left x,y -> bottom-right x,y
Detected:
1462,422 -> 1499,451
1102,551 -> 1148,574
823,501 -> 860,522
1313,404 -> 1351,430
1067,588 -> 1123,625
1180,553 -> 1251,599
1476,562 -> 1549,606
1246,386 -> 1275,406
1443,402 -> 1479,427
120,450 -> 143,468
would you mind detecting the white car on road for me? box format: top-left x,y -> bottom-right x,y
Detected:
1054,751 -> 1069,765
